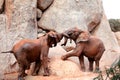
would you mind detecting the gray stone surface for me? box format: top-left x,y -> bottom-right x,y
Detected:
38,0 -> 103,32
0,0 -> 37,78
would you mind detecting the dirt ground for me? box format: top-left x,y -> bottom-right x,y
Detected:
4,72 -> 100,80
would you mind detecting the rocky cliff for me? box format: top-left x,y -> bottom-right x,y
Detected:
0,0 -> 120,79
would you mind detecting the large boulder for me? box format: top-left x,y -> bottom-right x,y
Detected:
0,14 -> 7,78
38,0 -> 103,32
0,0 -> 37,79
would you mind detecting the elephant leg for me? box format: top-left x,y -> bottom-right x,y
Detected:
88,58 -> 94,71
61,45 -> 83,60
32,60 -> 41,76
41,57 -> 50,76
18,63 -> 27,80
79,55 -> 85,71
94,60 -> 100,73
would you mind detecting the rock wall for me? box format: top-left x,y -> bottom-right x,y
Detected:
38,0 -> 103,32
0,0 -> 37,78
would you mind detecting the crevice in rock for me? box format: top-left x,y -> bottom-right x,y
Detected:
87,14 -> 103,34
36,0 -> 55,35
88,20 -> 101,34
0,0 -> 5,14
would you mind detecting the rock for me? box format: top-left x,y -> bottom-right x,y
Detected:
37,0 -> 54,11
0,0 -> 37,78
92,14 -> 120,51
37,8 -> 42,21
38,0 -> 103,32
114,32 -> 120,46
0,0 -> 4,13
49,57 -> 81,76
0,14 -> 7,79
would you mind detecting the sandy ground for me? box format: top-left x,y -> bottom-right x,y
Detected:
3,72 -> 101,80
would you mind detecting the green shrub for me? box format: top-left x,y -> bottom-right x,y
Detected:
93,57 -> 120,80
109,19 -> 120,32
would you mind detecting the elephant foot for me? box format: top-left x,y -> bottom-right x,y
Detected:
81,68 -> 85,72
94,68 -> 101,73
89,68 -> 93,72
61,55 -> 67,60
32,72 -> 38,76
43,72 -> 50,76
80,66 -> 85,72
18,73 -> 27,80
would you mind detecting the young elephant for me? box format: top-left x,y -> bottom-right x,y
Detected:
61,27 -> 105,72
2,31 -> 63,80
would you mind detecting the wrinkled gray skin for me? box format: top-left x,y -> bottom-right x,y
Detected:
61,27 -> 105,72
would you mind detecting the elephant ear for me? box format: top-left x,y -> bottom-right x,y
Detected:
47,31 -> 57,47
76,31 -> 90,43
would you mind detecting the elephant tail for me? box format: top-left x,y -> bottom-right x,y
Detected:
1,50 -> 13,53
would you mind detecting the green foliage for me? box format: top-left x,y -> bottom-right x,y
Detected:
109,19 -> 120,32
93,71 -> 104,80
93,57 -> 120,80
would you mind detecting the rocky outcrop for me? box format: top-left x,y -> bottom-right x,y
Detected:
38,0 -> 103,33
0,0 -> 37,79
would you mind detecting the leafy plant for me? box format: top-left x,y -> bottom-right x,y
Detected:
93,57 -> 120,80
109,19 -> 120,32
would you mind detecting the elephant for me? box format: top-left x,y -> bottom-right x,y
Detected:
2,31 -> 63,80
61,27 -> 105,72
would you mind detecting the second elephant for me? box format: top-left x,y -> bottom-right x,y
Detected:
61,27 -> 105,72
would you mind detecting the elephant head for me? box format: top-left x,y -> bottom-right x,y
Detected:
62,27 -> 90,46
47,31 -> 63,47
